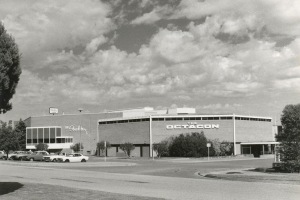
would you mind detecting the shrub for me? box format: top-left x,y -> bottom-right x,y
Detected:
70,143 -> 83,152
169,132 -> 208,157
35,143 -> 48,151
153,140 -> 169,158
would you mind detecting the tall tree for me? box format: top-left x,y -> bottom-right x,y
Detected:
0,22 -> 21,114
120,142 -> 135,157
276,104 -> 300,172
0,121 -> 20,158
14,119 -> 26,150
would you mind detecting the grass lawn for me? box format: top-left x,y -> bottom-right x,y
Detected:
0,182 -> 165,200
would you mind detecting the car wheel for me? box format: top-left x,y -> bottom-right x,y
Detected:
81,159 -> 86,162
53,159 -> 57,162
30,158 -> 34,161
65,159 -> 70,162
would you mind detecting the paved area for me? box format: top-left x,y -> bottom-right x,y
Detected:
1,158 -> 300,199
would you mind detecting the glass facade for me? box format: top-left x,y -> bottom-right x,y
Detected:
26,127 -> 73,145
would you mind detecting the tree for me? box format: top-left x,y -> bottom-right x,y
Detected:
153,140 -> 169,158
70,143 -> 83,152
276,104 -> 300,172
96,140 -> 111,156
14,119 -> 26,150
169,132 -> 208,157
35,143 -> 48,151
0,23 -> 22,114
220,141 -> 234,156
0,121 -> 20,158
119,142 -> 135,157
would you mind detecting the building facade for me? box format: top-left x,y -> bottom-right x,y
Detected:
25,107 -> 277,157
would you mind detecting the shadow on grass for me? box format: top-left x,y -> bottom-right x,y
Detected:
0,182 -> 24,195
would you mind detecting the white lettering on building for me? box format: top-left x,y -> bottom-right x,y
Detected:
65,125 -> 88,134
166,122 -> 219,130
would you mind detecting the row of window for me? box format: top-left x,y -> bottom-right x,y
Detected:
26,137 -> 73,144
98,116 -> 271,124
26,127 -> 73,144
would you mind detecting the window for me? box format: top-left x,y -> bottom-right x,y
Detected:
38,128 -> 43,143
32,128 -> 37,144
195,117 -> 202,120
26,129 -> 32,144
50,128 -> 55,143
56,128 -> 61,136
44,128 -> 49,143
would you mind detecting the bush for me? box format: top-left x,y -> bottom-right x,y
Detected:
153,141 -> 169,158
35,143 -> 48,151
120,142 -> 135,157
169,132 -> 208,157
70,143 -> 83,152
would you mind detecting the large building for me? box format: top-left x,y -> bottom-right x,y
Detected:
25,107 -> 277,157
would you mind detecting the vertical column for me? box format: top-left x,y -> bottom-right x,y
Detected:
233,113 -> 236,155
149,116 -> 153,158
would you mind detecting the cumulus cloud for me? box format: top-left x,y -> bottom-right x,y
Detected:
1,0 -> 300,120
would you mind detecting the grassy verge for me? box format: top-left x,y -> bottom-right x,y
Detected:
0,182 -> 165,200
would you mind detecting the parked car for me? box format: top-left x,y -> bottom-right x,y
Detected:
8,151 -> 26,160
58,153 -> 89,163
0,151 -> 6,160
10,151 -> 32,160
43,152 -> 68,162
13,151 -> 33,161
26,151 -> 49,161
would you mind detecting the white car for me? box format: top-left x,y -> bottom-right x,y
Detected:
58,153 -> 89,163
43,152 -> 68,162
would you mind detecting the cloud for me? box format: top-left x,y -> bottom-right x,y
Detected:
0,0 -> 115,69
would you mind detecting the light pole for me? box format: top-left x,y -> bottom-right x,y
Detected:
207,143 -> 211,161
78,108 -> 83,153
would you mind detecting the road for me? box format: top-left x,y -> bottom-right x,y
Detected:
0,161 -> 299,200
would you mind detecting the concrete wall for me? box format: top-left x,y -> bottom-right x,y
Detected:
151,120 -> 235,143
235,120 -> 274,142
98,121 -> 150,144
27,112 -> 122,154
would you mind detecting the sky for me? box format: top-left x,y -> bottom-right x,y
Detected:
0,0 -> 299,123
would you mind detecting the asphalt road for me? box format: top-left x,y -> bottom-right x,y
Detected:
1,159 -> 300,200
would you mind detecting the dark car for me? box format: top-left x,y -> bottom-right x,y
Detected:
26,151 -> 49,161
12,151 -> 33,161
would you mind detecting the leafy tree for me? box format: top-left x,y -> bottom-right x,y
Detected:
0,23 -> 22,114
220,141 -> 234,156
35,143 -> 48,151
276,104 -> 300,172
0,121 -> 20,158
153,140 -> 169,158
14,119 -> 26,150
120,142 -> 135,157
70,143 -> 83,152
209,139 -> 221,156
97,140 -> 111,156
169,132 -> 208,157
